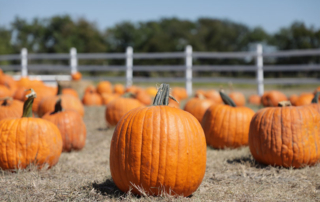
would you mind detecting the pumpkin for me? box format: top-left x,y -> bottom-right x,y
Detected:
97,81 -> 112,95
125,85 -> 141,94
202,91 -> 255,149
113,84 -> 125,95
168,97 -> 180,108
0,97 -> 23,121
0,74 -> 17,96
0,85 -> 11,98
82,86 -> 102,106
0,89 -> 63,170
71,72 -> 82,81
204,90 -> 223,104
229,92 -> 246,106
42,99 -> 86,152
195,89 -> 206,97
249,101 -> 320,168
289,94 -> 299,106
105,93 -> 144,126
110,83 -> 206,196
294,93 -> 314,106
135,89 -> 152,105
184,94 -> 214,123
261,91 -> 287,107
84,85 -> 96,94
248,94 -> 261,105
13,87 -> 28,101
62,88 -> 79,98
23,85 -> 56,113
145,87 -> 158,97
171,87 -> 188,100
37,83 -> 84,117
101,93 -> 118,105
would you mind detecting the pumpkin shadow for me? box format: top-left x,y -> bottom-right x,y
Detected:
92,179 -> 126,198
226,156 -> 269,169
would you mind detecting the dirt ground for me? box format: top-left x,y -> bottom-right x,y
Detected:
1,85 -> 320,201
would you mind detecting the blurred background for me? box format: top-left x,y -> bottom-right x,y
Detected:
0,0 -> 320,94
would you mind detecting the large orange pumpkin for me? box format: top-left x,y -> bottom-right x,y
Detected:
97,81 -> 112,95
110,83 -> 206,196
248,94 -> 261,105
37,83 -> 84,117
0,89 -> 63,170
105,93 -> 144,126
43,99 -> 86,152
249,101 -> 320,168
0,97 -> 23,121
184,94 -> 214,123
202,91 -> 255,149
261,91 -> 287,107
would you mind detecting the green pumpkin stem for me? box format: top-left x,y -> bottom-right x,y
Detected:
220,90 -> 236,107
311,91 -> 320,104
56,81 -> 63,95
153,83 -> 178,106
0,97 -> 12,106
51,98 -> 63,114
22,89 -> 36,118
278,101 -> 292,107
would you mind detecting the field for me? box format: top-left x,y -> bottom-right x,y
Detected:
1,84 -> 320,201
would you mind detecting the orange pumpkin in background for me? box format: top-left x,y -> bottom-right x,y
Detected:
0,97 -> 23,121
145,86 -> 158,97
248,94 -> 261,105
0,89 -> 63,170
97,81 -> 112,95
105,93 -> 144,126
0,85 -> 11,99
261,90 -> 287,107
43,99 -> 86,152
229,91 -> 246,106
101,93 -> 118,105
202,91 -> 255,149
82,86 -> 102,106
62,88 -> 79,98
184,94 -> 214,123
125,85 -> 141,94
294,93 -> 314,106
289,94 -> 299,106
113,84 -> 125,95
135,89 -> 152,105
71,72 -> 82,81
249,101 -> 320,168
110,83 -> 206,196
204,90 -> 223,104
0,73 -> 17,96
171,87 -> 188,100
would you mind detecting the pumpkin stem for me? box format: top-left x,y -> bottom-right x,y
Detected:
56,80 -> 63,95
153,83 -> 178,106
278,101 -> 292,107
22,89 -> 36,118
122,92 -> 136,98
311,91 -> 320,104
196,93 -> 205,100
51,98 -> 63,114
0,97 -> 12,106
220,90 -> 236,107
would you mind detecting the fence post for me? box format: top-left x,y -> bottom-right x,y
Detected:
21,48 -> 28,77
185,45 -> 193,96
126,46 -> 133,87
256,44 -> 264,96
70,47 -> 78,74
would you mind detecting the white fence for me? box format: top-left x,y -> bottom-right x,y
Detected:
1,44 -> 320,96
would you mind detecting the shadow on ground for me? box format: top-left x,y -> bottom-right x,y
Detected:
92,179 -> 126,198
226,155 -> 269,169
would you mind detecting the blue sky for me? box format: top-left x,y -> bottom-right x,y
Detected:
1,0 -> 319,33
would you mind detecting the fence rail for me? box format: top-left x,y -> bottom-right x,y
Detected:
1,45 -> 320,96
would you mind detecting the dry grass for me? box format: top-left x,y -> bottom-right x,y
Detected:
1,86 -> 320,201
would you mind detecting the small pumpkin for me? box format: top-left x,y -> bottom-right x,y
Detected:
184,94 -> 214,123
0,89 -> 63,170
0,97 -> 23,121
101,93 -> 118,105
23,85 -> 56,113
0,85 -> 11,98
82,86 -> 102,106
294,93 -> 314,106
204,90 -> 223,104
229,92 -> 246,106
62,88 -> 79,98
289,94 -> 299,106
249,101 -> 320,168
43,99 -> 86,152
135,89 -> 152,105
202,91 -> 255,149
105,93 -> 144,126
248,94 -> 261,105
261,91 -> 287,107
97,81 -> 113,95
71,72 -> 82,81
145,87 -> 158,97
0,74 -> 17,96
171,87 -> 188,100
110,83 -> 206,196
113,84 -> 125,95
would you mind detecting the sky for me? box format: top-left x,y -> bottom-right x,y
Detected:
0,0 -> 319,33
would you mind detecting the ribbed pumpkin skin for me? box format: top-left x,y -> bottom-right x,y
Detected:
0,118 -> 63,170
249,106 -> 320,168
184,98 -> 213,122
0,100 -> 23,121
110,106 -> 207,196
38,95 -> 84,117
202,105 -> 255,148
105,98 -> 143,126
43,110 -> 86,152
